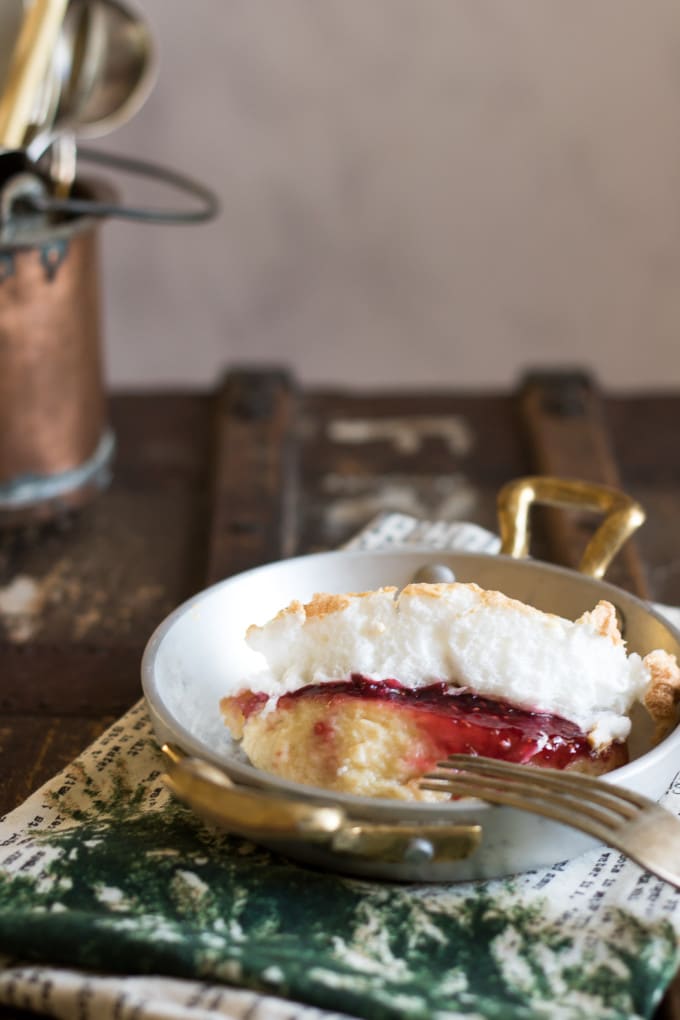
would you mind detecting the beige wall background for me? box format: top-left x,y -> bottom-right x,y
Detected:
97,0 -> 680,390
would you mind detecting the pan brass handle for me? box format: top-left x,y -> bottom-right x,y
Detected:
161,750 -> 481,865
162,754 -> 345,840
497,476 -> 645,579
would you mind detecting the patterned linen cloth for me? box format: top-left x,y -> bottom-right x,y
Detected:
1,514 -> 679,1020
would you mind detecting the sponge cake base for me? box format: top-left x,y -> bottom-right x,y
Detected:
221,677 -> 627,800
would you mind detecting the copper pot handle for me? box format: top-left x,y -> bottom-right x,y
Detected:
497,476 -> 646,579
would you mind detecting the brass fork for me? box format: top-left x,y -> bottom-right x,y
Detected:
420,754 -> 680,888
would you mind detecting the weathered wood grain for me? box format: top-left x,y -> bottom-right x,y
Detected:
0,716 -> 115,817
518,371 -> 650,597
204,370 -> 298,585
1,372 -> 680,1019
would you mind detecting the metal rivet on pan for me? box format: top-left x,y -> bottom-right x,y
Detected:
403,837 -> 435,864
412,564 -> 456,584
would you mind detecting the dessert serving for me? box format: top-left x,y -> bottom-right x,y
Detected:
219,582 -> 680,801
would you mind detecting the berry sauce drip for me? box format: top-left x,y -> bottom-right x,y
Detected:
281,674 -> 605,769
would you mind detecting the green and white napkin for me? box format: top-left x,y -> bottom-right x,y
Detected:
1,514 -> 679,1020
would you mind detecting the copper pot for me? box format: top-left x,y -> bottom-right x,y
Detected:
0,149 -> 217,527
0,175 -> 115,526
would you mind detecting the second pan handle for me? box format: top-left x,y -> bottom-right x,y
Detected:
497,476 -> 645,579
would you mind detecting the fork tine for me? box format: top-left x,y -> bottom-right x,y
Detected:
422,758 -> 640,828
420,755 -> 680,889
438,754 -> 647,817
419,775 -> 615,844
421,769 -> 625,834
444,754 -> 649,805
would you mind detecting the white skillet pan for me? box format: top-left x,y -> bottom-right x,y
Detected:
142,478 -> 680,882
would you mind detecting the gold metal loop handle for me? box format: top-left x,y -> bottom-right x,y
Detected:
497,476 -> 646,578
161,747 -> 481,865
163,754 -> 344,840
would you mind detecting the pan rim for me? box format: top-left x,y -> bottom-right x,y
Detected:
141,546 -> 680,821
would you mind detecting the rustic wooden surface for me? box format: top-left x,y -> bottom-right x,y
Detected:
1,369 -> 680,1019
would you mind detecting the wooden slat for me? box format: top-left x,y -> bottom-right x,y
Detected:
204,369 -> 298,584
657,979 -> 680,1020
519,371 -> 650,597
298,390 -> 525,550
0,715 -> 114,816
0,644 -> 142,715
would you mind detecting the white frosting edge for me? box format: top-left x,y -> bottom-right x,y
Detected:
239,584 -> 652,747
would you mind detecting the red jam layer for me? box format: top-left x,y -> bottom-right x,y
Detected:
269,674 -> 612,770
